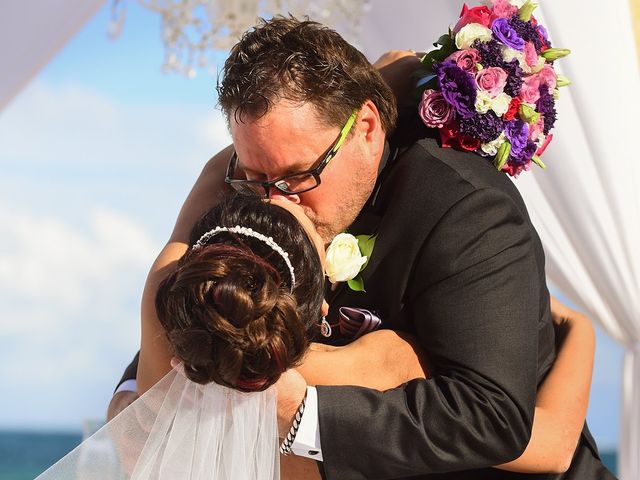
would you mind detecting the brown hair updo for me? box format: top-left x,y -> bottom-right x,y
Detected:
155,194 -> 324,391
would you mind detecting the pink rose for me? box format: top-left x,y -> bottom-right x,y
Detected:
524,42 -> 539,67
446,49 -> 480,73
490,0 -> 519,19
419,89 -> 455,128
537,65 -> 557,92
529,116 -> 545,140
454,4 -> 492,32
519,75 -> 542,104
475,67 -> 508,97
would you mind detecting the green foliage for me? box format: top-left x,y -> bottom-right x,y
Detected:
347,276 -> 366,292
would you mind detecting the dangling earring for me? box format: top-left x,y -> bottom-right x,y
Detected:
320,316 -> 332,337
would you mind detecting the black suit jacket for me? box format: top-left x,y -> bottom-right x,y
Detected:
316,131 -> 615,480
117,130 -> 615,480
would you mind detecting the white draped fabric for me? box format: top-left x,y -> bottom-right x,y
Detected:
0,0 -> 106,111
359,1 -> 640,478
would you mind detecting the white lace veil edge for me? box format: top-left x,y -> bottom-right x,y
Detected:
35,367 -> 280,480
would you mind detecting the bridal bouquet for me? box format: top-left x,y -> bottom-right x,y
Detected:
416,0 -> 570,176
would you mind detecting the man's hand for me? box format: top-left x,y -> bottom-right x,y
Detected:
107,391 -> 139,421
275,368 -> 307,438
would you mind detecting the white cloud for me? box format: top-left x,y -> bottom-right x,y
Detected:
0,81 -> 231,176
0,80 -> 232,429
0,201 -> 159,428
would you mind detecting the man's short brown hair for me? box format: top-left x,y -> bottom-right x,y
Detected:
217,16 -> 397,133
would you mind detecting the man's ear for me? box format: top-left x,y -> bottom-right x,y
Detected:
358,99 -> 384,143
357,99 -> 386,165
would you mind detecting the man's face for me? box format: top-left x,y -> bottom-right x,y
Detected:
229,100 -> 386,243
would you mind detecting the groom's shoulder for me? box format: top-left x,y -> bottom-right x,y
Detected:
391,137 -> 529,215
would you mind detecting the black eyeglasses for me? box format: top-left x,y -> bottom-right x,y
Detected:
224,110 -> 358,198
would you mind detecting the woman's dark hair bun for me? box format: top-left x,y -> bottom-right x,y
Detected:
155,194 -> 323,390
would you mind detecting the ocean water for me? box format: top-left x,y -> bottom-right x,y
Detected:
0,431 -> 82,480
0,430 -> 619,479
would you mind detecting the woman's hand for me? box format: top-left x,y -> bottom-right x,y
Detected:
373,50 -> 424,108
496,296 -> 595,473
275,368 -> 308,438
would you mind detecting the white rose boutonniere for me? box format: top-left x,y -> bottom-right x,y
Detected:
325,233 -> 377,292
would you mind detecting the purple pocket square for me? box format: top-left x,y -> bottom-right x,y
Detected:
338,307 -> 382,340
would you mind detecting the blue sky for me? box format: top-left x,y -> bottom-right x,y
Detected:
0,2 -> 623,450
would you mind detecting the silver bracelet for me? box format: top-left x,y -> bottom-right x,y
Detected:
279,392 -> 307,456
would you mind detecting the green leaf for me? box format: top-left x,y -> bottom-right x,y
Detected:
420,33 -> 456,70
556,75 -> 572,87
531,155 -> 547,169
356,234 -> 377,271
518,104 -> 540,125
434,33 -> 453,47
348,276 -> 366,292
541,48 -> 571,62
518,0 -> 537,21
494,141 -> 512,171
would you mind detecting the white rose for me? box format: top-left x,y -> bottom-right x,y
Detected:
491,92 -> 512,116
475,90 -> 493,114
455,23 -> 493,50
325,233 -> 367,283
481,132 -> 507,156
502,47 -> 526,69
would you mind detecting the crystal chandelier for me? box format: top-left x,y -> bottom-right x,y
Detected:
109,0 -> 371,77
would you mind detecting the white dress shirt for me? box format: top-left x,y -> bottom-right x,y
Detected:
290,386 -> 323,460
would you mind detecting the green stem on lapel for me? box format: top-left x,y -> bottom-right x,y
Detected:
356,234 -> 377,272
348,275 -> 365,292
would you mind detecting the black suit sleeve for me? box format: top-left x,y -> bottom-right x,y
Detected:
113,352 -> 140,393
317,188 -> 540,480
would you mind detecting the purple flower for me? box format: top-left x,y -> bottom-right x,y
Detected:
492,18 -> 526,51
509,17 -> 544,53
434,61 -> 477,119
473,39 -> 505,68
536,86 -> 555,114
503,59 -> 524,97
537,25 -> 552,47
537,87 -> 557,134
505,120 -> 530,153
459,112 -> 504,143
543,112 -> 556,135
510,140 -> 538,168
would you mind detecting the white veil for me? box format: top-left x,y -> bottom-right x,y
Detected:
36,366 -> 280,480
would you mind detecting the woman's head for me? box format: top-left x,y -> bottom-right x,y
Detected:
155,194 -> 325,391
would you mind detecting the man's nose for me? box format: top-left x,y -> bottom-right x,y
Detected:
269,190 -> 301,204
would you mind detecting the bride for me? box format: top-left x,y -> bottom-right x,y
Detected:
38,193 -> 594,479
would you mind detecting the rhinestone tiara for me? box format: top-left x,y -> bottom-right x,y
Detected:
193,225 -> 295,291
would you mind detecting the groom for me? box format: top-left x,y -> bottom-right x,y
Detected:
111,17 -> 613,479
